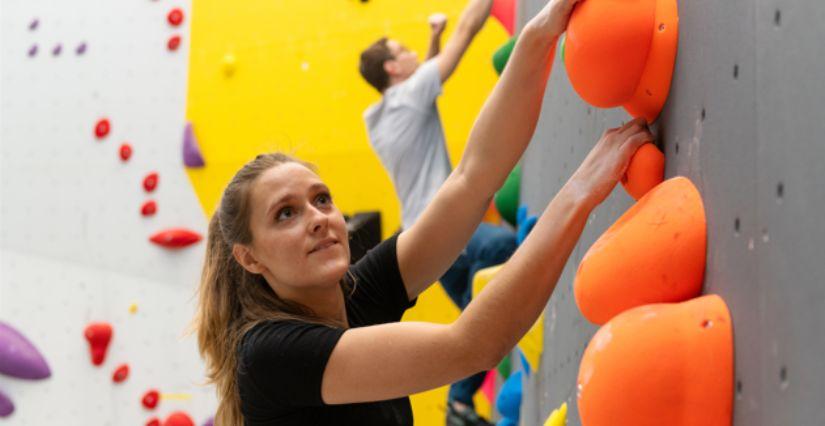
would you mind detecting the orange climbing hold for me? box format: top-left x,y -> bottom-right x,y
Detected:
577,295 -> 733,426
149,228 -> 202,249
112,363 -> 129,383
83,322 -> 113,366
574,177 -> 705,324
142,389 -> 160,410
163,411 -> 195,426
491,0 -> 516,35
564,0 -> 679,122
621,143 -> 664,200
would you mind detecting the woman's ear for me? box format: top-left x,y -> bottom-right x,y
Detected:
232,243 -> 266,274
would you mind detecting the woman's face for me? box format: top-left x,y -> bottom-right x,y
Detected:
239,162 -> 350,296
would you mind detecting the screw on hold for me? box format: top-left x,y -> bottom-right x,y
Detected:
52,44 -> 62,56
28,44 -> 38,57
120,143 -> 133,161
95,118 -> 111,139
167,35 -> 181,51
29,18 -> 39,31
141,200 -> 157,216
143,172 -> 159,192
168,8 -> 185,26
76,42 -> 88,55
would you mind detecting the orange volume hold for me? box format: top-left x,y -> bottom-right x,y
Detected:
564,0 -> 679,122
577,295 -> 733,426
621,143 -> 665,200
574,176 -> 706,325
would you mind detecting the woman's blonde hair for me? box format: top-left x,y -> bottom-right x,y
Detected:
193,153 -> 351,425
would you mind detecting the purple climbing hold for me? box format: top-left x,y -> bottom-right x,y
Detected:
0,321 -> 51,380
29,19 -> 39,31
28,44 -> 38,57
76,42 -> 87,55
0,389 -> 13,417
52,44 -> 62,56
182,121 -> 205,168
202,416 -> 214,426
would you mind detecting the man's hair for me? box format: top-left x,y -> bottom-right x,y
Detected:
359,37 -> 394,93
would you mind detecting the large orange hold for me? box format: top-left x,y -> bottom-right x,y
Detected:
564,0 -> 679,122
574,177 -> 705,324
621,143 -> 664,200
577,295 -> 733,426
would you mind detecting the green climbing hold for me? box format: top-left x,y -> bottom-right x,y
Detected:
497,353 -> 512,379
560,33 -> 566,63
492,36 -> 518,76
495,164 -> 521,227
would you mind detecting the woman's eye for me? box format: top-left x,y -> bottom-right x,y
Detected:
276,207 -> 294,221
315,193 -> 332,206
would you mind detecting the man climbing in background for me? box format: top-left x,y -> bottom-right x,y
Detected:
359,1 -> 517,425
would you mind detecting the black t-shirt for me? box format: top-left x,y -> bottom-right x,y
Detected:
238,234 -> 417,425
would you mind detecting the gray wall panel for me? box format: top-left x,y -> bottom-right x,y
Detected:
516,0 -> 823,424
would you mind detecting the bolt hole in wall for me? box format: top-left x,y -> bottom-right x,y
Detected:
675,142 -> 680,154
734,217 -> 741,235
777,181 -> 784,201
733,64 -> 739,79
774,9 -> 782,26
701,107 -> 706,121
736,380 -> 743,399
780,366 -> 789,390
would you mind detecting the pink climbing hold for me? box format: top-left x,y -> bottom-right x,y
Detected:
182,122 -> 205,168
142,389 -> 160,410
0,321 -> 51,380
112,363 -> 129,383
149,228 -> 202,249
52,44 -> 62,56
146,417 -> 161,426
29,18 -> 39,31
480,369 -> 496,403
120,143 -> 133,161
83,322 -> 113,366
0,389 -> 13,418
491,0 -> 516,35
95,118 -> 110,139
143,172 -> 159,192
141,200 -> 157,216
164,411 -> 195,426
167,8 -> 185,26
76,42 -> 87,55
28,44 -> 38,57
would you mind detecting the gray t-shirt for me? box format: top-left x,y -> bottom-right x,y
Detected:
364,60 -> 452,230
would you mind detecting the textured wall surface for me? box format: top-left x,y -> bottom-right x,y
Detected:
517,0 -> 825,424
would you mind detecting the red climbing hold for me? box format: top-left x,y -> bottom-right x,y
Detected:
112,363 -> 129,383
95,118 -> 110,139
146,417 -> 161,426
143,172 -> 159,192
141,200 -> 157,216
142,389 -> 160,410
120,143 -> 133,161
167,8 -> 184,26
149,228 -> 202,249
164,411 -> 195,426
167,35 -> 181,51
83,322 -> 113,366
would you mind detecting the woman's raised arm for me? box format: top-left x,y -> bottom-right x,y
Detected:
397,0 -> 580,300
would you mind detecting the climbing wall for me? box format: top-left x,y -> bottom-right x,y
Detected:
517,0 -> 825,424
0,0 -> 215,424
